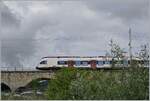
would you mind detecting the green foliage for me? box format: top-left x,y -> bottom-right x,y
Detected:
46,68 -> 78,100
46,68 -> 149,100
30,79 -> 39,91
109,39 -> 126,67
126,67 -> 149,99
109,39 -> 124,60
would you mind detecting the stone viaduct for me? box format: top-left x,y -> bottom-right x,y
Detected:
1,70 -> 55,92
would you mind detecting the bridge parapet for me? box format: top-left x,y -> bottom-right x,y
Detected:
1,70 -> 54,92
1,67 -> 36,71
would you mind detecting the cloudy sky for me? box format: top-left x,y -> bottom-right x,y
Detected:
0,0 -> 149,67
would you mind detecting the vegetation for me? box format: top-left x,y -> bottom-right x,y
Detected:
46,67 -> 149,100
1,67 -> 149,100
45,68 -> 77,99
109,39 -> 126,67
1,93 -> 47,100
139,44 -> 149,66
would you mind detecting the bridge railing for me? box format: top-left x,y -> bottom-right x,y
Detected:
1,67 -> 36,71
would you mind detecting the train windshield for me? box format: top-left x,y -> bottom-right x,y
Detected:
40,60 -> 47,64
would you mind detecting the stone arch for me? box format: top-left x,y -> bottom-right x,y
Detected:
15,86 -> 27,93
25,77 -> 50,87
1,82 -> 11,93
1,71 -> 54,92
15,77 -> 51,93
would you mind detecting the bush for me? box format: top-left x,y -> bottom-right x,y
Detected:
46,68 -> 149,100
46,68 -> 78,100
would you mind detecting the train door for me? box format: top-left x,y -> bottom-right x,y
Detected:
90,60 -> 97,69
68,60 -> 74,67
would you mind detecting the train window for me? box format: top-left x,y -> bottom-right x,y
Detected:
110,61 -> 112,64
75,61 -> 81,66
123,60 -> 128,65
103,61 -> 105,64
81,61 -> 88,66
58,61 -> 67,65
105,61 -> 110,64
97,61 -> 103,65
128,61 -> 130,64
40,60 -> 47,64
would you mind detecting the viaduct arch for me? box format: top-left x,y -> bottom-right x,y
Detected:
1,70 -> 55,92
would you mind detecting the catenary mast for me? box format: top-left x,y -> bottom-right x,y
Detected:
128,28 -> 132,64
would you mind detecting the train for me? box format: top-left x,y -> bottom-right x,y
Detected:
36,56 -> 149,70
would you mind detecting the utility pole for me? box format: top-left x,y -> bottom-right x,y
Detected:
0,38 -> 2,69
110,39 -> 113,57
128,28 -> 132,65
0,39 -> 1,69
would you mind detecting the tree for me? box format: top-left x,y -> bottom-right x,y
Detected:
105,51 -> 111,57
139,44 -> 149,67
109,39 -> 125,67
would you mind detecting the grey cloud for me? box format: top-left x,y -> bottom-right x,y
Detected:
0,1 -> 20,38
1,0 -> 149,67
30,0 -> 149,57
1,2 -> 49,67
85,0 -> 149,22
1,3 -> 20,28
1,1 -> 63,67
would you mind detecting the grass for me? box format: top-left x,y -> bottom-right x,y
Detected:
1,93 -> 47,100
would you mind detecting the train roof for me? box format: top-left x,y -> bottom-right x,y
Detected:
42,56 -> 111,59
41,56 -> 143,60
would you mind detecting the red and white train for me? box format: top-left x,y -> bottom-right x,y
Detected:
36,56 -> 132,70
36,56 -> 149,70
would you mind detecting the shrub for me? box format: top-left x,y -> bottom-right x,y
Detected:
46,68 -> 78,100
46,68 -> 149,100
